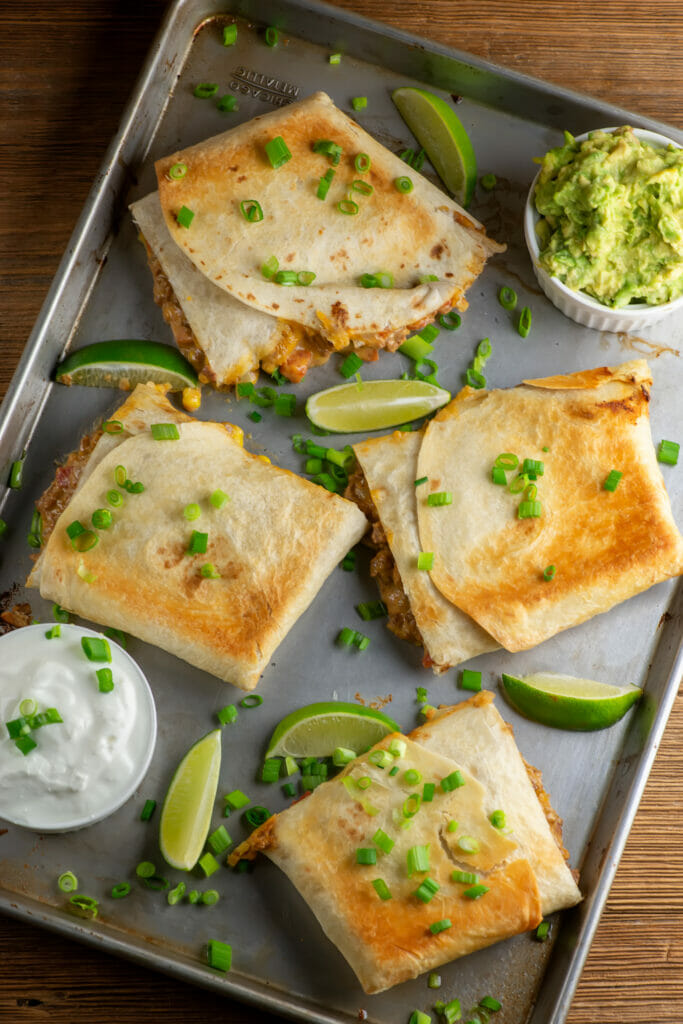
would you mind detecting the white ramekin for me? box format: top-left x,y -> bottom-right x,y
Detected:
524,127 -> 683,333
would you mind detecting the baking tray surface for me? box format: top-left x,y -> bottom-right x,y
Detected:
1,3 -> 682,1024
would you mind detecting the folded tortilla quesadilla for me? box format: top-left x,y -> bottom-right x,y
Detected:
149,91 -> 503,382
230,691 -> 581,994
349,360 -> 683,661
28,385 -> 366,689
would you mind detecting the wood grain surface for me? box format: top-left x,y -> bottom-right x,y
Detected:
1,1 -> 682,1022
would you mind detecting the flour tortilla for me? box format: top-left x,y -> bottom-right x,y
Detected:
353,429 -> 497,670
230,693 -> 580,993
155,91 -> 504,348
29,386 -> 367,690
417,360 -> 683,651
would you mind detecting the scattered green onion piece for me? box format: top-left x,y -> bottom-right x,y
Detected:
313,139 -> 343,164
224,789 -> 249,811
104,628 -> 127,649
305,458 -> 323,475
402,793 -> 422,819
441,770 -> 465,792
489,809 -> 506,829
338,353 -> 364,380
76,563 -> 97,583
407,844 -> 430,875
316,169 -> 335,199
330,746 -> 355,767
207,939 -> 232,971
217,705 -> 238,728
240,694 -> 263,708
389,765 -> 399,777
414,877 -> 440,903
337,627 -> 355,646
451,870 -> 478,884
426,491 -> 452,507
400,147 -> 415,165
522,458 -> 544,476
399,334 -> 435,363
476,337 -> 492,361
523,481 -> 537,501
360,273 -> 378,288
518,499 -> 542,519
9,455 -> 25,490
282,781 -> 296,798
418,273 -> 439,283
200,562 -> 221,579
416,551 -> 434,571
329,52 -> 342,64
240,199 -> 264,223
19,698 -> 37,717
356,600 -> 387,621
388,737 -> 406,759
15,735 -> 37,755
422,782 -> 435,802
438,310 -> 461,330
107,489 -> 123,508
96,667 -> 114,693
58,871 -> 78,893
201,889 -> 220,906
428,973 -> 442,989
222,23 -> 237,45
403,769 -> 422,786
491,466 -> 507,485
416,687 -> 428,703
351,179 -> 373,196
167,882 -> 187,905
91,508 -> 112,530
368,749 -> 393,769
29,708 -> 63,729
140,799 -> 156,821
464,883 -> 490,900
372,828 -> 395,855
429,918 -> 452,934
186,889 -> 200,903
186,530 -> 208,555
341,549 -> 356,571
543,564 -> 557,581
457,836 -> 480,854
354,153 -> 371,174
66,520 -> 85,540
297,270 -> 316,286
208,825 -> 232,854
498,286 -> 517,310
198,852 -> 220,877
81,636 -> 111,663
465,367 -> 486,389
517,306 -> 532,337
480,172 -> 497,190
495,453 -> 519,471
45,625 -> 61,640
394,176 -> 413,193
111,882 -> 131,898
248,411 -> 262,423
337,198 -> 359,215
460,669 -> 482,692
535,920 -> 551,941
409,1012 -> 431,1024
183,503 -> 201,522
136,861 -> 156,879
508,473 -> 528,494
141,875 -> 168,890
167,160 -> 188,182
369,878 -> 391,901
356,776 -> 372,791
479,996 -> 502,1012
351,96 -> 367,111
68,895 -> 99,919
102,419 -> 124,434
113,464 -> 127,487
217,94 -> 238,113
356,847 -> 377,865
50,604 -> 69,626
244,805 -> 272,830
265,135 -> 292,169
274,270 -> 298,285
265,25 -> 278,46
261,255 -> 279,279
442,999 -> 462,1024
194,82 -> 218,98
658,439 -> 680,466
261,756 -> 282,783
447,820 -> 459,833
412,149 -> 426,171
176,205 -> 195,229
603,469 -> 623,492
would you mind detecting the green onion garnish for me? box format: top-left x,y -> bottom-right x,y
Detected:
329,52 -> 342,64
68,894 -> 99,919
183,503 -> 201,522
167,163 -> 187,182
440,770 -> 465,792
19,698 -> 37,717
265,26 -> 278,46
422,782 -> 435,802
240,199 -> 264,223
243,806 -> 271,832
535,920 -> 551,941
341,549 -> 356,572
603,469 -> 623,492
107,489 -> 123,507
518,499 -> 542,518
332,746 -> 355,766
477,337 -> 492,363
222,23 -> 237,45
261,756 -> 282,783
76,563 -> 97,584
316,168 -> 335,200
465,367 -> 486,389
451,870 -> 478,884
414,877 -> 440,903
194,82 -> 218,98
200,562 -> 221,579
14,735 -> 37,755
240,694 -> 263,708
186,529 -> 208,555
491,467 -> 507,485
210,489 -> 229,509
217,705 -> 238,726
274,393 -> 296,417
518,306 -> 532,337
412,148 -> 426,171
248,410 -> 262,423
339,352 -> 363,378
198,852 -> 220,877
495,453 -> 519,471
337,198 -> 359,215
658,439 -> 680,465
167,881 -> 186,906
81,636 -> 112,663
403,768 -> 422,786
201,889 -> 219,905
402,793 -> 422,818
140,799 -> 156,821
429,918 -> 452,934
394,176 -> 413,193
457,836 -> 480,854
521,458 -> 544,476
417,551 -> 434,571
313,139 -> 343,164
407,844 -> 430,875
480,996 -> 502,1012
265,135 -> 292,169
125,480 -> 145,493
498,285 -> 517,310
356,847 -> 377,865
274,270 -> 298,285
489,809 -> 506,829
371,878 -> 392,900
218,94 -> 238,113
354,153 -> 371,174
428,973 -> 442,989
408,1012 -> 431,1024
176,205 -> 195,229
45,625 -> 60,640
438,310 -> 461,330
261,255 -> 279,279
446,820 -> 459,833
388,737 -> 406,758
58,871 -> 78,893
91,508 -> 112,530
460,669 -> 482,692
480,172 -> 497,190
103,419 -> 124,433
464,883 -> 490,899
416,686 -> 428,702
96,667 -> 114,693
207,939 -> 232,972
419,273 -> 439,283
356,600 -> 387,621
426,492 -> 452,507
543,564 -> 556,581
368,748 -> 393,769
136,861 -> 156,878
351,179 -> 374,196
224,788 -> 249,810
372,828 -> 395,855
296,270 -> 316,286
351,96 -> 367,111
207,825 -> 232,854
9,454 -> 25,489
111,882 -> 132,898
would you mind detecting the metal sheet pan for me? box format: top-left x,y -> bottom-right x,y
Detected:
1,2 -> 682,1022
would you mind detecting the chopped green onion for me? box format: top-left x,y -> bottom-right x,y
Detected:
316,168 -> 335,199
207,939 -> 232,972
265,26 -> 278,46
45,625 -> 61,640
402,769 -> 421,787
198,852 -> 220,877
422,782 -> 435,802
76,563 -> 97,584
535,920 -> 551,941
419,273 -> 439,283
248,411 -> 262,423
96,667 -> 114,693
409,1012 -> 432,1024
479,996 -> 502,1012
140,799 -> 156,821
491,466 -> 507,485
167,881 -> 187,906
218,94 -> 238,113
426,491 -> 452,507
19,698 -> 37,717
222,23 -> 237,45
27,509 -> 43,548
261,255 -> 279,278
442,999 -> 462,1024
476,337 -> 492,362
58,871 -> 78,893
402,793 -> 422,819
208,490 -> 228,512
52,603 -> 70,624
274,393 -> 297,418
489,809 -> 506,829
414,478 -> 429,490
465,367 -> 486,389
368,749 -> 393,769
498,286 -> 517,310
240,694 -> 263,708
332,746 -> 355,767
151,422 -> 180,442
305,458 -> 323,475
107,489 -> 123,507
508,473 -> 529,494
296,270 -> 316,286
407,844 -> 430,875
313,139 -> 343,164
337,198 -> 359,215
439,310 -> 463,330
447,820 -> 459,833
464,883 -> 490,899
356,776 -> 372,791
417,551 -> 434,571
521,458 -> 544,477
91,508 -> 112,530
360,273 -> 379,288
440,770 -> 465,792
337,627 -> 355,646
356,847 -> 377,865
329,52 -> 342,64
261,756 -> 282,783
341,549 -> 356,571
416,686 -> 428,702
658,439 -> 680,465
186,889 -> 200,903
543,564 -> 556,581
81,636 -> 111,663
339,354 -> 364,380
200,562 -> 221,580
457,836 -> 480,854
400,147 -> 415,165
351,179 -> 374,196
371,878 -> 392,900
428,973 -> 442,989
111,882 -> 131,898
136,861 -> 156,879
603,469 -> 623,492
274,270 -> 298,285
356,600 -> 387,621
460,669 -> 482,692
399,333 -> 434,361
451,870 -> 478,884
518,499 -> 542,519
240,199 -> 264,223
208,825 -> 232,854
373,828 -> 395,854
194,82 -> 218,98
217,705 -> 238,727
480,172 -> 497,190
414,877 -> 440,903
201,889 -> 220,906
186,529 -> 208,555
351,96 -> 367,111
518,306 -> 532,337
282,781 -> 296,797
394,176 -> 414,193
183,503 -> 201,521
15,735 -> 37,755
495,453 -> 519,471
355,152 -> 371,173
9,455 -> 25,489
224,789 -> 250,811
389,765 -> 399,776
102,419 -> 124,434
265,136 -> 292,169
68,894 -> 99,919
429,918 -> 452,934
388,737 -> 406,758
176,205 -> 195,229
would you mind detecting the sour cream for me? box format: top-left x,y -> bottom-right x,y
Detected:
0,624 -> 156,831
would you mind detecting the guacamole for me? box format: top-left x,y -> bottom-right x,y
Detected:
534,126 -> 683,308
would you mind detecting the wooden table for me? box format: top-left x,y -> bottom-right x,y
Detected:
1,2 -> 682,1021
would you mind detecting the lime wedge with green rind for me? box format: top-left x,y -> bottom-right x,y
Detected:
159,728 -> 222,870
265,702 -> 401,758
501,671 -> 642,731
392,86 -> 478,206
56,340 -> 198,391
306,379 -> 450,433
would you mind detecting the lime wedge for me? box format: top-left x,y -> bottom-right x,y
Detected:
56,340 -> 198,391
159,729 -> 222,870
265,702 -> 401,758
306,379 -> 450,433
392,87 -> 477,206
501,672 -> 642,731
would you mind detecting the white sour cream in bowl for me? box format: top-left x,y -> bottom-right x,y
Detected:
0,623 -> 156,832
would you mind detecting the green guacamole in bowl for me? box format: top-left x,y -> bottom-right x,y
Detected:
533,126 -> 683,309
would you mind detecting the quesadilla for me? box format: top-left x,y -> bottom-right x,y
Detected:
28,385 -> 366,689
229,692 -> 581,994
150,91 -> 503,380
349,360 -> 683,661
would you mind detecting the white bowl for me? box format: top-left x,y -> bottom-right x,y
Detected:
0,624 -> 157,832
524,127 -> 683,333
